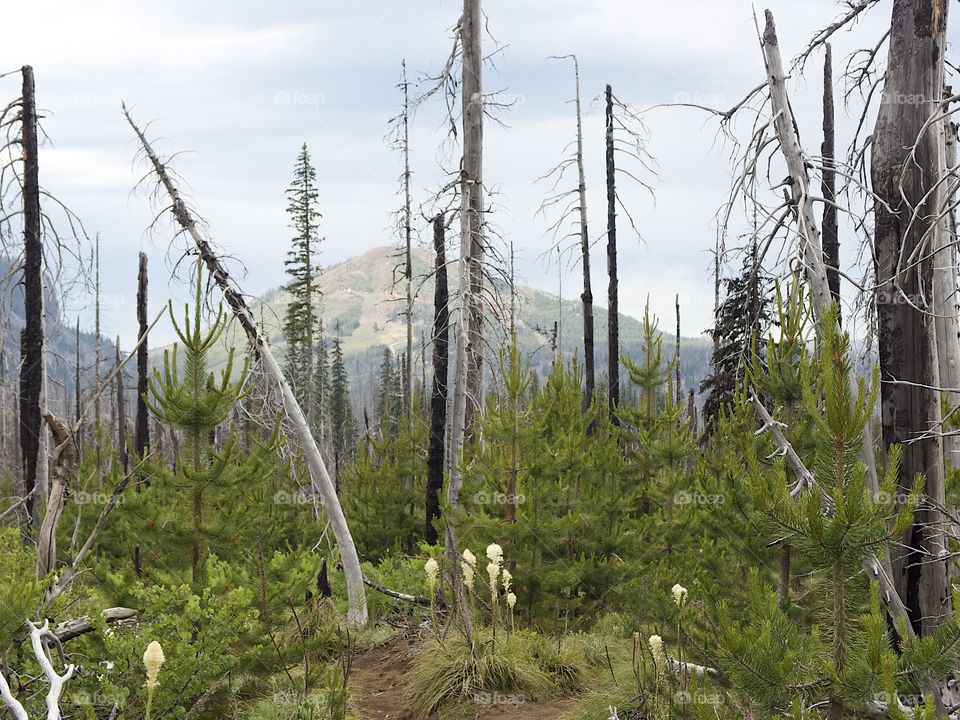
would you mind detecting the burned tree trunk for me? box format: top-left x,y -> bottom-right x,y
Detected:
871,0 -> 950,636
135,253 -> 149,459
572,57 -> 595,410
821,44 -> 840,308
19,65 -> 44,530
401,61 -> 415,430
115,339 -> 127,473
425,216 -> 449,545
605,84 -> 620,423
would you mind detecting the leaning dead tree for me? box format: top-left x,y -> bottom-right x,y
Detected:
123,104 -> 368,625
537,54 -> 595,410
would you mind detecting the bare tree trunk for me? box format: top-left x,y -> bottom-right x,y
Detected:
821,43 -> 840,308
871,0 -> 950,636
115,339 -> 127,473
462,0 -> 485,436
605,84 -> 620,424
572,57 -> 595,410
442,0 -> 483,637
74,319 -> 81,455
94,234 -> 101,429
675,294 -> 681,405
123,105 -> 368,625
402,61 -> 414,430
19,65 -> 43,531
935,117 -> 960,470
426,216 -> 448,545
135,253 -> 149,459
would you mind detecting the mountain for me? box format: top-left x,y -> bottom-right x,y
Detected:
0,257 -> 117,419
156,246 -> 713,409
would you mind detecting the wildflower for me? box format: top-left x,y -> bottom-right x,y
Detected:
506,592 -> 517,609
462,549 -> 476,591
648,635 -> 666,667
501,568 -> 512,594
425,558 -> 440,591
486,543 -> 504,565
143,641 -> 165,689
487,561 -> 500,592
671,583 -> 688,607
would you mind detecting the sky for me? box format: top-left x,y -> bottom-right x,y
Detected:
0,0 -> 928,348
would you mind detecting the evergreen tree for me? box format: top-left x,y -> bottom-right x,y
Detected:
329,333 -> 356,473
376,347 -> 402,437
701,246 -> 771,434
282,143 -> 322,430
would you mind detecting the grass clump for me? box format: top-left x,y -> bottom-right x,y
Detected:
402,629 -> 552,720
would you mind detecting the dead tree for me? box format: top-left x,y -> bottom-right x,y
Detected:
871,0 -> 950,636
135,252 -> 149,458
401,62 -> 415,429
123,104 -> 368,625
19,65 -> 44,530
462,0 -> 485,435
936,119 -> 960,470
115,339 -> 127,473
821,44 -> 840,307
605,84 -> 619,423
425,216 -> 449,545
538,55 -> 595,410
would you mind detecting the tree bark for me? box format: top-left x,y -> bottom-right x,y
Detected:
402,61 -> 414,430
934,116 -> 960,473
821,43 -> 841,308
462,0 -> 485,436
123,105 -> 368,625
572,57 -> 595,411
426,216 -> 449,545
605,84 -> 620,423
19,65 -> 43,531
870,0 -> 950,636
135,252 -> 149,459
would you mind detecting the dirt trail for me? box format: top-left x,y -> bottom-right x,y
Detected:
347,635 -> 576,720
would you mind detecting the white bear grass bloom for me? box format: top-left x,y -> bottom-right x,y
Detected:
672,583 -> 688,607
462,548 -> 476,591
648,634 -> 666,668
425,557 -> 440,591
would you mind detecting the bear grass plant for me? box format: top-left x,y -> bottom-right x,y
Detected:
402,545 -> 592,720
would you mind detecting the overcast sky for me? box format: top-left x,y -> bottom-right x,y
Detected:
2,0 -> 933,348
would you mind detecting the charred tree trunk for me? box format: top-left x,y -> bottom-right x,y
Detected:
425,216 -> 449,545
19,65 -> 43,531
605,84 -> 620,424
115,339 -> 127,473
74,318 -> 81,455
821,44 -> 840,309
675,294 -> 681,405
135,253 -> 149,459
871,0 -> 950,637
572,57 -> 595,411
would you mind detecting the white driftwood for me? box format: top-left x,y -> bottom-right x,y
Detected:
122,105 -> 368,626
0,621 -> 75,720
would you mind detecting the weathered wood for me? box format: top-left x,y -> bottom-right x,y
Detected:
135,253 -> 149,458
870,0 -> 950,636
123,104 -> 368,625
821,44 -> 840,308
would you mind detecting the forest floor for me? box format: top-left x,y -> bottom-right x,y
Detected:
347,632 -> 577,720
